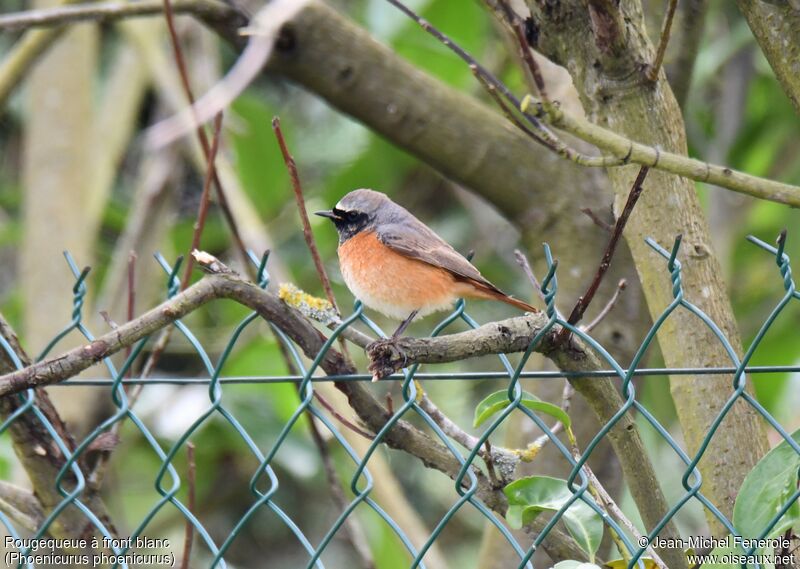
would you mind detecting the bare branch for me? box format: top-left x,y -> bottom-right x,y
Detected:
580,208 -> 613,233
494,0 -> 549,103
364,314 -> 682,555
0,482 -> 45,532
181,112 -> 224,290
583,279 -> 627,333
0,0 -> 232,31
273,116 -> 340,315
179,442 -> 196,569
312,392 -> 374,440
562,166 -> 649,332
646,0 -> 678,82
161,0 -> 250,270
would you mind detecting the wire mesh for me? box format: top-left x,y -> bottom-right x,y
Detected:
0,233 -> 798,569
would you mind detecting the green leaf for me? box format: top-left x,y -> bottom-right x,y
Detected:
473,390 -> 571,428
734,427 -> 800,540
504,476 -> 603,561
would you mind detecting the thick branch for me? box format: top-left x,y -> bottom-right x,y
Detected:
737,0 -> 800,116
0,481 -> 45,531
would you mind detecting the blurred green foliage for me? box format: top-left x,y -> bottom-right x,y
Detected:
0,0 -> 798,566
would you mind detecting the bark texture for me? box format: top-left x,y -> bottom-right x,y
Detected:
737,0 -> 800,115
527,0 -> 769,536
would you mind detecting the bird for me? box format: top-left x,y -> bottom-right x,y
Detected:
315,189 -> 537,338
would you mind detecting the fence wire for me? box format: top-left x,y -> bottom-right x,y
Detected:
1,233 -> 799,569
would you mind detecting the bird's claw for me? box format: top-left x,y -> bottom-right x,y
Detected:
367,337 -> 409,381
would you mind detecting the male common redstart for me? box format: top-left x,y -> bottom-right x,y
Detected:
316,189 -> 537,337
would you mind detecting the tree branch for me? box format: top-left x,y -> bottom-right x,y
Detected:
646,0 -> 678,82
0,481 -> 45,532
522,96 -> 800,206
0,0 -> 234,31
379,0 -> 800,206
736,0 -> 800,116
562,166 -> 649,333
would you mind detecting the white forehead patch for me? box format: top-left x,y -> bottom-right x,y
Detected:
335,200 -> 351,211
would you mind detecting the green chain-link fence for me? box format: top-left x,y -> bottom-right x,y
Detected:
1,232 -> 799,569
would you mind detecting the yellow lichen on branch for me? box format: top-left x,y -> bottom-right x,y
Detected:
278,283 -> 337,324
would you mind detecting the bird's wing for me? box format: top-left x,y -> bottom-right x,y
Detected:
376,222 -> 505,295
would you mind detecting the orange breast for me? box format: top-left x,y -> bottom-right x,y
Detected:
338,231 -> 461,319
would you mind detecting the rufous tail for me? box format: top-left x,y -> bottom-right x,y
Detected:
498,293 -> 539,313
459,279 -> 539,313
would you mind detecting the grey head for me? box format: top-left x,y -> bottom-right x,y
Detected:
315,189 -> 408,243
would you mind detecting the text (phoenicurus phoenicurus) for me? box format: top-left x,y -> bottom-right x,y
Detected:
316,189 -> 538,338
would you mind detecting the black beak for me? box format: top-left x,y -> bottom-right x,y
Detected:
315,209 -> 340,221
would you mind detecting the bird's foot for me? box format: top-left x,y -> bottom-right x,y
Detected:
366,337 -> 410,381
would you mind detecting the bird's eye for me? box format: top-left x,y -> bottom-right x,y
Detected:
345,210 -> 360,222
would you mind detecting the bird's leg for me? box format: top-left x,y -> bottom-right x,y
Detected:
392,310 -> 419,339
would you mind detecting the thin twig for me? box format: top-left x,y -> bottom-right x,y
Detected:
514,250 -> 564,320
416,392 -> 519,480
529,379 -> 574,453
470,65 -> 540,140
646,0 -> 679,82
583,279 -> 627,333
179,442 -> 196,569
88,252 -> 139,489
162,0 -> 251,272
272,116 -> 339,314
580,207 -> 613,233
312,392 -> 374,440
484,440 -> 501,488
180,112 -> 224,290
125,252 -> 137,381
272,116 -> 354,365
560,166 -> 649,339
514,250 -> 544,301
495,0 -> 549,103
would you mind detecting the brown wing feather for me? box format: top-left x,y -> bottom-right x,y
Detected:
377,221 -> 538,312
376,222 -> 505,295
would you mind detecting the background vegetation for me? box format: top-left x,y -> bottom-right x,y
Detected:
0,0 -> 798,567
